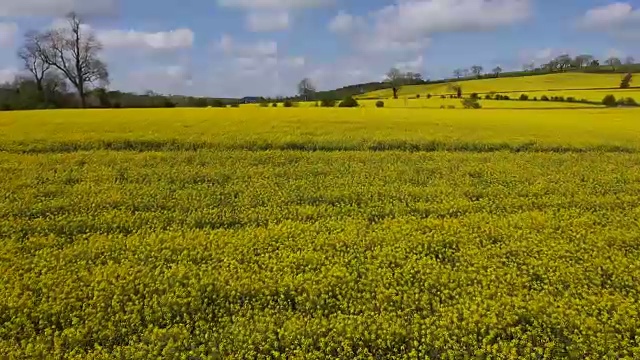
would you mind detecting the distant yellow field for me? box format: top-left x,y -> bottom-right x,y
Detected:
358,72 -> 639,99
498,89 -> 640,103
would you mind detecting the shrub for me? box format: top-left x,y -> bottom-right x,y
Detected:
461,98 -> 481,109
440,95 -> 446,99
259,102 -> 269,107
566,97 -> 576,103
557,96 -> 565,102
440,105 -> 445,109
321,99 -> 336,107
502,95 -> 510,100
602,94 -> 617,107
484,94 -> 493,100
209,99 -> 226,108
470,93 -> 479,100
416,94 -> 421,99
447,105 -> 456,109
618,97 -> 638,106
427,94 -> 432,99
283,100 -> 293,108
272,103 -> 278,107
375,101 -> 385,108
338,96 -> 359,108
519,94 -> 529,101
620,73 -> 632,89
533,97 -> 538,101
541,95 -> 549,101
229,103 -> 240,108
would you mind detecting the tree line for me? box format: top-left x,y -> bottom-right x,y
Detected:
453,54 -> 636,80
0,12 -> 240,111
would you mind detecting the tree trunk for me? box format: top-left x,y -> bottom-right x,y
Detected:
392,87 -> 398,99
78,83 -> 86,108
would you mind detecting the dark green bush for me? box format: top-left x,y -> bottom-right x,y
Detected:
566,97 -> 576,102
519,94 -> 529,101
416,94 -> 421,99
427,94 -> 432,99
461,98 -> 481,109
259,102 -> 269,107
375,101 -> 384,108
229,103 -> 240,108
272,103 -> 278,107
283,100 -> 293,108
470,93 -> 479,100
602,95 -> 617,107
484,94 -> 493,100
541,95 -> 549,101
338,96 -> 359,108
321,99 -> 336,107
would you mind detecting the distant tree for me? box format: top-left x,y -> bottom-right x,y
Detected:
542,60 -> 557,72
522,63 -> 535,72
385,67 -> 403,99
605,57 -> 622,71
625,56 -> 635,65
555,55 -> 572,72
589,59 -> 600,67
574,54 -> 594,69
462,69 -> 470,78
492,66 -> 503,77
457,86 -> 462,99
38,12 -> 109,108
470,65 -> 483,78
453,69 -> 463,79
297,78 -> 316,101
412,73 -> 423,82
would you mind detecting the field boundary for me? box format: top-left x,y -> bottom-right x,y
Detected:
2,139 -> 637,154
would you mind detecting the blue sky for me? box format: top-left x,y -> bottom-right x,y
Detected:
1,0 -> 639,97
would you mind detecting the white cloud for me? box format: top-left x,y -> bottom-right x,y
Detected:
605,48 -> 624,59
0,0 -> 117,17
395,55 -> 424,73
0,68 -> 19,84
0,22 -> 18,48
328,11 -> 362,33
217,34 -> 278,57
372,0 -> 530,43
97,28 -> 194,51
246,11 -> 290,32
217,0 -> 334,10
128,65 -> 193,95
579,2 -> 640,29
332,0 -> 529,55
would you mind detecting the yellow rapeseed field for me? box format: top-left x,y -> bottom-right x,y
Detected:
2,107 -> 640,358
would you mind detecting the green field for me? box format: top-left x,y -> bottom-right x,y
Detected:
2,108 -> 640,358
358,72 -> 639,100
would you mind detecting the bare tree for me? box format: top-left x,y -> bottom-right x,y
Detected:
297,78 -> 316,101
453,69 -> 463,79
470,65 -> 483,78
492,66 -> 503,77
555,55 -> 572,72
605,57 -> 622,71
17,31 -> 51,95
625,56 -> 635,65
385,68 -> 403,99
39,12 -> 108,108
574,54 -> 594,69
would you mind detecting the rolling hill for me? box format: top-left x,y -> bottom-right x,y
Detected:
357,72 -> 639,99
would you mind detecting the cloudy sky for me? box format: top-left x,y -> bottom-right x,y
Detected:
1,0 -> 639,97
